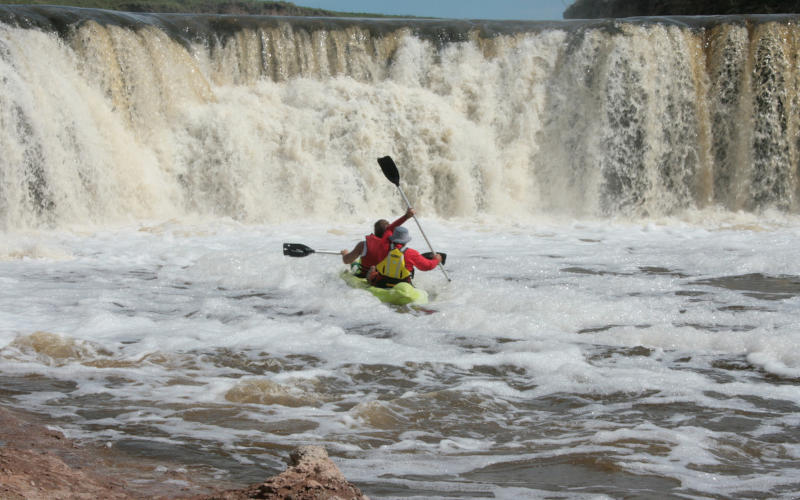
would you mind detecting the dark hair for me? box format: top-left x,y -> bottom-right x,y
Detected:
373,219 -> 389,237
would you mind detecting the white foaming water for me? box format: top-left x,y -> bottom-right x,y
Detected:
1,214 -> 800,498
3,7 -> 800,497
4,12 -> 800,229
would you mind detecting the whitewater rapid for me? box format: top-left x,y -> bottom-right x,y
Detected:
2,213 -> 800,498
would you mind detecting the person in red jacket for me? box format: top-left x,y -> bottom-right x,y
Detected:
367,226 -> 442,288
341,208 -> 415,277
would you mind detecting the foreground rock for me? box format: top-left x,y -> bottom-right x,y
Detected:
0,405 -> 367,500
564,0 -> 800,19
0,406 -> 134,500
186,446 -> 369,500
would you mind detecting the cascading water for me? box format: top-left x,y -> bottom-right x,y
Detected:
3,8 -> 800,229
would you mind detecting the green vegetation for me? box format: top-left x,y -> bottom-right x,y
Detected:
0,0 -> 390,17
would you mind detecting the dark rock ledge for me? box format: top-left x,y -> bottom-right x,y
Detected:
564,0 -> 800,19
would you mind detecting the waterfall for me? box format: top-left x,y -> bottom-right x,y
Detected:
2,6 -> 800,229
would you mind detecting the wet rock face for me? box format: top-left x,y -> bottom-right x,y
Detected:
564,0 -> 800,19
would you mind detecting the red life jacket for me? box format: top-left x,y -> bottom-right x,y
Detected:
360,233 -> 391,268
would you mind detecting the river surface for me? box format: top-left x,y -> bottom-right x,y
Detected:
2,213 -> 799,499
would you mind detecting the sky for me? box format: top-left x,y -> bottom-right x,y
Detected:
289,0 -> 577,21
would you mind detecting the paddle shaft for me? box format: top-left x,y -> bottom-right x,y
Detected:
283,243 -> 342,257
395,185 -> 451,282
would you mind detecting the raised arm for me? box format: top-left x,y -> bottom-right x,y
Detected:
387,207 -> 415,232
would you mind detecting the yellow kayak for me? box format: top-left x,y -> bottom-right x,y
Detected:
340,270 -> 429,305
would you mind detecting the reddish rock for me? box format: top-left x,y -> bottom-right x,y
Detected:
190,446 -> 369,500
0,406 -> 134,500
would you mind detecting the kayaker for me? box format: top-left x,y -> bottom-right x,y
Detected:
341,208 -> 415,277
367,226 -> 442,288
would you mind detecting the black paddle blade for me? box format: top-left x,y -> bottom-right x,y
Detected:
422,251 -> 447,265
377,156 -> 400,186
283,243 -> 315,257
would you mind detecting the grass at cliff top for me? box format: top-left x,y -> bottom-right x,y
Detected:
0,0 -> 396,17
